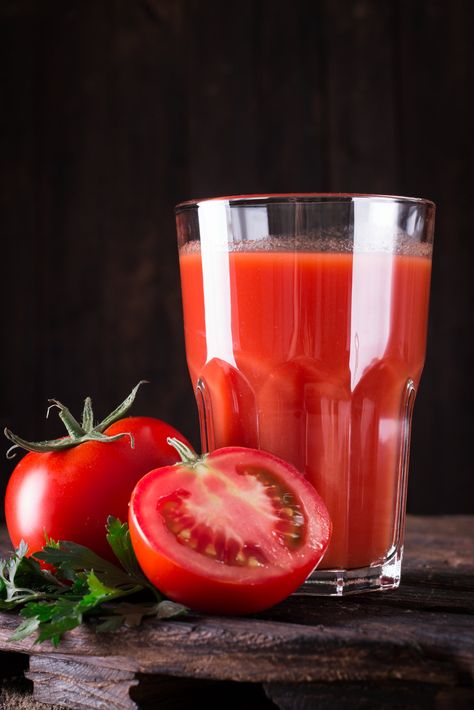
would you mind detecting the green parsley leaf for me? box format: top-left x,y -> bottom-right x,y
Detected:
0,517 -> 187,645
9,615 -> 41,641
106,516 -> 157,593
0,540 -> 59,610
95,599 -> 188,633
34,541 -> 134,588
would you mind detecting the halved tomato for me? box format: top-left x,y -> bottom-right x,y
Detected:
129,440 -> 332,615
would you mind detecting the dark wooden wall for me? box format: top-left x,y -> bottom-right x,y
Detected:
1,0 -> 473,517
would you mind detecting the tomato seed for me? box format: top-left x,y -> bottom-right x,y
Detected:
247,557 -> 261,567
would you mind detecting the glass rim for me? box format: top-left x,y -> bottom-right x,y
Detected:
175,192 -> 436,213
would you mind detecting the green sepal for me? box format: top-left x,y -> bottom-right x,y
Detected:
93,380 -> 149,433
4,381 -> 148,458
81,397 -> 94,432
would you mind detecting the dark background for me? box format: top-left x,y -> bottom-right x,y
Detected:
0,0 -> 473,519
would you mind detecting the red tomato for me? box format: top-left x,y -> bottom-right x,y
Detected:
5,417 -> 191,560
129,442 -> 332,615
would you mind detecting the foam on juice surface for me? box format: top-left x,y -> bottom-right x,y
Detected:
180,235 -> 432,258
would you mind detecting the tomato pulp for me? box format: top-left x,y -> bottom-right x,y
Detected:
129,442 -> 331,614
179,247 -> 432,570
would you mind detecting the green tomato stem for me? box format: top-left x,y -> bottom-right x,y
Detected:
47,400 -> 87,438
167,437 -> 201,465
94,380 -> 149,433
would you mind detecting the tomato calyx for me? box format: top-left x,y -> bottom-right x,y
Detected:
4,381 -> 148,459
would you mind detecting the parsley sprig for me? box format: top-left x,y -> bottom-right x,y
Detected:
0,517 -> 187,646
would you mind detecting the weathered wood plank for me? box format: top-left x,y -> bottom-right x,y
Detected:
0,517 -> 473,693
264,681 -> 474,710
26,656 -> 276,710
27,656 -> 138,710
0,650 -> 61,710
300,515 -> 474,614
402,515 -> 474,568
1,602 -> 472,685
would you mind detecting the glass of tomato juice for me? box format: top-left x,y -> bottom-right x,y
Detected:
175,194 -> 435,595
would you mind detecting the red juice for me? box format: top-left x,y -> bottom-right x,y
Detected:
179,246 -> 432,570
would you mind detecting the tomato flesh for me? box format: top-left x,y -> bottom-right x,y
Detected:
129,446 -> 332,614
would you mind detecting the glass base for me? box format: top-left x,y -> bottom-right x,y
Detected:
295,547 -> 403,596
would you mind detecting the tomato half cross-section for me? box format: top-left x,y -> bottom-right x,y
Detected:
129,439 -> 332,615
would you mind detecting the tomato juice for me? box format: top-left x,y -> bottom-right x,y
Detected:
179,243 -> 432,570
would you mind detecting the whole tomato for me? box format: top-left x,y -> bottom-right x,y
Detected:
4,382 -> 191,560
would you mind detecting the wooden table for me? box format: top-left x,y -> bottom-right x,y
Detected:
1,516 -> 473,709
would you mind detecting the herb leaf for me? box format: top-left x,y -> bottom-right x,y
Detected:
0,517 -> 187,644
0,540 -> 57,610
9,615 -> 41,641
34,541 -> 134,588
105,516 -> 157,594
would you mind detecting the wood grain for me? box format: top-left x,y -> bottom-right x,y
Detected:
264,681 -> 474,710
0,516 -> 473,708
26,656 -> 139,710
0,518 -> 473,691
0,0 -> 473,519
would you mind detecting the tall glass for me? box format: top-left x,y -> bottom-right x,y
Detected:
175,194 -> 435,595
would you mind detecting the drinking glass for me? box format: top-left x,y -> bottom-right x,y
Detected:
175,194 -> 435,595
